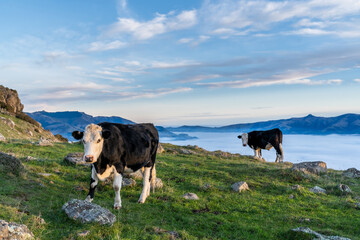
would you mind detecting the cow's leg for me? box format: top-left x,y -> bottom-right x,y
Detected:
113,170 -> 123,209
253,149 -> 258,158
86,165 -> 99,202
138,167 -> 151,204
274,143 -> 284,163
258,149 -> 263,160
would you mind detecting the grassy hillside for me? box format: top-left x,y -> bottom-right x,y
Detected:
0,112 -> 56,141
0,141 -> 359,239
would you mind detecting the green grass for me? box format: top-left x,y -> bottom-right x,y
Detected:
0,141 -> 359,239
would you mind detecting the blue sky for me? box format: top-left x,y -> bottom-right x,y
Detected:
1,0 -> 360,126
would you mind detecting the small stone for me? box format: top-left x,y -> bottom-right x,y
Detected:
38,173 -> 52,177
151,178 -> 163,190
338,184 -> 351,193
182,193 -> 199,200
291,185 -> 303,191
292,227 -> 351,240
39,183 -> 46,188
0,219 -> 34,240
62,199 -> 116,225
298,218 -> 311,223
49,181 -> 54,184
157,143 -> 165,154
77,230 -> 90,237
291,161 -> 327,175
343,168 -> 360,178
289,195 -> 294,199
179,148 -> 195,155
0,133 -> 6,142
231,181 -> 250,192
201,183 -> 212,191
122,178 -> 136,187
309,186 -> 326,194
25,156 -> 37,161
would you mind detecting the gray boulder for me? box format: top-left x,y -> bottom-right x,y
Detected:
151,178 -> 164,190
343,168 -> 360,178
122,178 -> 136,187
292,227 -> 350,240
338,184 -> 351,193
0,219 -> 34,240
64,152 -> 86,165
62,199 -> 116,225
182,193 -> 199,200
231,181 -> 250,192
37,137 -> 53,146
291,161 -> 327,174
309,186 -> 326,194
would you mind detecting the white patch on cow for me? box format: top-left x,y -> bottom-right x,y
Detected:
240,133 -> 248,146
265,143 -> 273,150
96,165 -> 115,181
82,124 -> 104,163
113,170 -> 122,209
138,167 -> 151,204
91,165 -> 99,188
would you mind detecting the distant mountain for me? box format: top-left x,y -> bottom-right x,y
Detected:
166,114 -> 360,135
27,111 -> 196,141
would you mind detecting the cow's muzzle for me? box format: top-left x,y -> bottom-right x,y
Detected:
85,155 -> 94,163
243,144 -> 246,147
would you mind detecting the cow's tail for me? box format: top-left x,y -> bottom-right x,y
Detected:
151,164 -> 156,193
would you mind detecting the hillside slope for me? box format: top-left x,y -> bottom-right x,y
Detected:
167,113 -> 360,134
0,142 -> 359,239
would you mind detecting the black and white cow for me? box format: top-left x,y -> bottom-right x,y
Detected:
238,128 -> 284,162
72,122 -> 159,209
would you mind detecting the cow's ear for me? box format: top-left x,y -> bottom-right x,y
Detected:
238,135 -> 242,139
72,131 -> 83,140
102,130 -> 111,139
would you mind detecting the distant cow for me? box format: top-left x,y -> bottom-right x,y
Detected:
72,122 -> 159,209
238,128 -> 283,162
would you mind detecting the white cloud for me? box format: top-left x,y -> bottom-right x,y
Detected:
88,40 -> 126,51
354,79 -> 360,82
106,10 -> 197,40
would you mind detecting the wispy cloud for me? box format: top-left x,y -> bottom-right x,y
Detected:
88,40 -> 126,52
105,10 -> 197,40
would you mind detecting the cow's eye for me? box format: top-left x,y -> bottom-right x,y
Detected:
97,139 -> 101,143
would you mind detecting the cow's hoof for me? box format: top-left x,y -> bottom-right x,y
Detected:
113,204 -> 122,209
138,199 -> 145,204
85,196 -> 93,202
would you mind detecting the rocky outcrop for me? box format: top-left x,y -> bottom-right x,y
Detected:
231,181 -> 250,192
0,85 -> 24,114
291,161 -> 327,174
62,199 -> 116,225
343,168 -> 360,178
292,227 -> 350,240
0,117 -> 15,128
0,219 -> 34,240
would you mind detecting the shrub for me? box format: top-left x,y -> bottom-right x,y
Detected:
16,112 -> 41,127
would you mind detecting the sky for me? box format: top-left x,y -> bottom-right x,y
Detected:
1,0 -> 360,126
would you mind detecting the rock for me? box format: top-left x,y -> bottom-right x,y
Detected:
0,219 -> 34,240
0,151 -> 24,175
0,85 -> 24,114
298,218 -> 311,223
62,199 -> 116,225
77,230 -> 90,237
231,181 -> 250,192
64,152 -> 86,165
291,184 -> 303,191
124,169 -> 143,180
309,186 -> 326,194
343,168 -> 360,178
182,193 -> 199,200
151,178 -> 163,190
201,183 -> 212,191
122,178 -> 136,187
291,161 -> 327,175
25,129 -> 33,137
0,117 -> 15,128
153,227 -> 180,239
292,227 -> 351,240
289,194 -> 294,199
338,184 -> 351,193
157,143 -> 165,154
355,203 -> 360,209
37,137 -> 53,146
38,173 -> 52,177
0,133 -> 5,142
25,156 -> 37,161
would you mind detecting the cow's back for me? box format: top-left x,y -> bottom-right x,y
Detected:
98,122 -> 159,170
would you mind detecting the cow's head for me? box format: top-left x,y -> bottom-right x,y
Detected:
237,133 -> 248,147
72,124 -> 111,163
